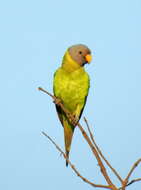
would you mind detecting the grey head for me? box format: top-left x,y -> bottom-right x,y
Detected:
68,44 -> 92,66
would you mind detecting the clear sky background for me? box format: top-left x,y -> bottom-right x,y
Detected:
0,0 -> 141,189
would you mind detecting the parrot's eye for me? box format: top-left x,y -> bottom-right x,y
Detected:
79,51 -> 82,54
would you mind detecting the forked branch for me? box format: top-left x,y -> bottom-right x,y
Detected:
38,87 -> 141,190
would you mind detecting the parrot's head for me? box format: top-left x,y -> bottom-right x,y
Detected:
68,44 -> 92,66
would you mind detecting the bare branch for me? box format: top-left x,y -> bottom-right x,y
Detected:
39,87 -> 141,190
42,131 -> 111,189
119,158 -> 141,189
39,87 -> 117,189
77,124 -> 117,189
127,178 -> 141,186
38,87 -> 55,99
118,178 -> 141,190
125,158 -> 141,181
84,117 -> 123,183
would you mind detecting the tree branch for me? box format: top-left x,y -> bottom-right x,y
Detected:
38,87 -> 117,189
126,178 -> 141,186
125,158 -> 141,181
84,117 -> 123,183
38,87 -> 141,190
42,131 -> 111,189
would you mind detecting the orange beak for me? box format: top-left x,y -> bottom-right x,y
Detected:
85,54 -> 92,63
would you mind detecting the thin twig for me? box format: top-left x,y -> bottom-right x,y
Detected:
126,178 -> 141,186
118,178 -> 141,190
84,117 -> 123,183
119,159 -> 141,190
125,158 -> 141,183
38,87 -> 55,99
42,131 -> 111,189
120,158 -> 141,189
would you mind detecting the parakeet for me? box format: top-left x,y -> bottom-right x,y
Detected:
53,44 -> 92,166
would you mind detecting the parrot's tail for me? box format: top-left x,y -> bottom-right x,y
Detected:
66,151 -> 69,167
63,119 -> 74,167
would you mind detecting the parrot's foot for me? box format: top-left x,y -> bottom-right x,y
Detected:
69,114 -> 79,126
53,97 -> 62,105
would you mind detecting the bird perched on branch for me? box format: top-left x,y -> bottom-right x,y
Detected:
53,44 -> 92,166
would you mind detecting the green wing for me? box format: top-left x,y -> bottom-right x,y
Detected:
55,105 -> 63,126
78,95 -> 88,121
53,69 -> 64,126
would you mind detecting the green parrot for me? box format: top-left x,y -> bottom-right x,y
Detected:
53,44 -> 92,166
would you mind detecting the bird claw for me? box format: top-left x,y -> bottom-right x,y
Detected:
53,97 -> 62,105
70,114 -> 79,126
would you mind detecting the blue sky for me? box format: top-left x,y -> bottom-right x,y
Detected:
0,0 -> 141,189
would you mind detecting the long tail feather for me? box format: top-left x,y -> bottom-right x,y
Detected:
66,151 -> 69,166
63,119 -> 74,167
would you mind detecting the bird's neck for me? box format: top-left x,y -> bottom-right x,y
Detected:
61,50 -> 81,73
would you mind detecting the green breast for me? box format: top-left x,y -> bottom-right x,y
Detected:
53,67 -> 90,112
